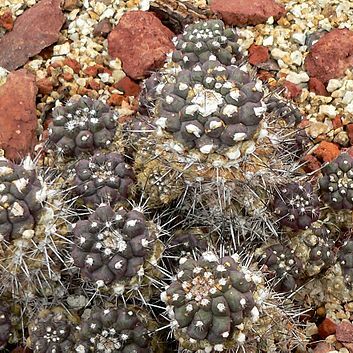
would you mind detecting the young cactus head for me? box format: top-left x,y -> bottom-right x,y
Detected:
154,59 -> 267,155
75,306 -> 158,353
161,252 -> 259,352
49,96 -> 118,157
319,152 -> 353,210
72,152 -> 135,208
28,308 -> 79,353
256,243 -> 303,292
71,204 -> 162,294
171,19 -> 243,68
0,157 -> 43,241
272,182 -> 320,231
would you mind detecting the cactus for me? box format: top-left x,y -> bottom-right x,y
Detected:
27,307 -> 79,353
71,204 -> 163,295
0,156 -> 42,242
338,240 -> 353,287
256,243 -> 303,292
48,96 -> 119,157
171,19 -> 243,68
319,152 -> 353,210
75,306 -> 159,353
72,152 -> 135,208
272,182 -> 320,231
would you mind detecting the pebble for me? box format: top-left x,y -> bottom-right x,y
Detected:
286,71 -> 310,84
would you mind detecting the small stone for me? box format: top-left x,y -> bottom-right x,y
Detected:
210,0 -> 286,26
292,32 -> 306,45
0,10 -> 14,31
248,44 -> 269,65
53,42 -> 71,56
36,77 -> 53,95
337,322 -> 353,343
63,0 -> 81,10
313,342 -> 334,353
342,91 -> 353,105
108,11 -> 174,80
313,141 -> 340,162
307,122 -> 330,138
0,69 -> 38,161
327,79 -> 343,93
286,71 -> 310,85
305,29 -> 353,84
84,65 -> 98,77
308,77 -> 329,96
271,48 -> 287,60
334,131 -> 349,146
262,35 -> 273,46
63,58 -> 81,74
283,80 -> 302,99
0,0 -> 64,71
290,50 -> 302,66
319,105 -> 337,117
114,76 -> 140,97
332,115 -> 343,129
346,124 -> 353,145
303,154 -> 321,172
93,18 -> 111,37
318,318 -> 337,339
108,93 -> 124,106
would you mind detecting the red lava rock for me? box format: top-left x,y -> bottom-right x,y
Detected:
36,77 -> 53,95
88,79 -> 101,90
318,318 -> 337,338
303,154 -> 321,172
63,58 -> 81,74
62,72 -> 73,81
305,29 -> 353,84
336,321 -> 353,343
308,77 -> 329,96
347,124 -> 353,145
114,76 -> 141,97
0,10 -> 14,31
248,44 -> 269,65
84,65 -> 98,77
0,0 -> 64,71
0,69 -> 38,161
93,18 -> 112,37
332,115 -> 343,129
283,80 -> 302,99
313,342 -> 334,353
108,11 -> 174,80
210,0 -> 286,26
108,93 -> 125,106
313,141 -> 340,162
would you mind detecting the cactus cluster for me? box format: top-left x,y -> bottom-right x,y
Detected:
338,240 -> 353,287
161,252 -> 259,352
0,157 -> 43,241
75,306 -> 156,353
49,97 -> 118,157
71,204 -> 161,292
72,152 -> 135,208
171,19 -> 243,68
272,182 -> 320,231
319,152 -> 353,210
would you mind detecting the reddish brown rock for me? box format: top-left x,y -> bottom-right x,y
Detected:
114,76 -> 141,97
332,115 -> 343,129
248,44 -> 269,65
36,77 -> 53,95
0,69 -> 38,161
0,10 -> 14,31
347,124 -> 353,145
283,80 -> 302,99
313,141 -> 340,162
93,18 -> 112,37
313,342 -> 333,353
107,93 -> 125,106
336,321 -> 353,343
63,58 -> 81,74
308,77 -> 329,96
0,0 -> 64,71
303,154 -> 321,172
210,0 -> 286,26
318,318 -> 337,338
108,11 -> 174,80
305,29 -> 353,84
